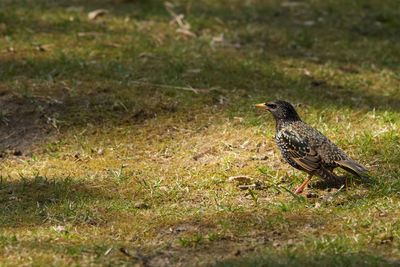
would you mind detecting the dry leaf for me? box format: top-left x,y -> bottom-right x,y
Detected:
164,2 -> 195,38
88,9 -> 109,20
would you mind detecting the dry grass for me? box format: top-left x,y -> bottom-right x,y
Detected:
0,0 -> 400,266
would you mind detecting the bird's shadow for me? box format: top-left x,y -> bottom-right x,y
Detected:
309,174 -> 375,191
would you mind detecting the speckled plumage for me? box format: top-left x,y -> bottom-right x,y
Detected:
258,100 -> 367,185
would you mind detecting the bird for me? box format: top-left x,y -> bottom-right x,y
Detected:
255,100 -> 367,194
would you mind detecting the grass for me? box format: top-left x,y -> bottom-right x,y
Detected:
0,0 -> 400,265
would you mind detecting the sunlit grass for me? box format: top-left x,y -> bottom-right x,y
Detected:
0,0 -> 400,265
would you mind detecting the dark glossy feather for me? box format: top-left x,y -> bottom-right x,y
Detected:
264,100 -> 367,182
277,129 -> 321,172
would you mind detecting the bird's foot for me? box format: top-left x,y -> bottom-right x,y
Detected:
294,174 -> 313,194
294,186 -> 304,194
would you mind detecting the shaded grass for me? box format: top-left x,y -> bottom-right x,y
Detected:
214,251 -> 397,267
0,0 -> 400,266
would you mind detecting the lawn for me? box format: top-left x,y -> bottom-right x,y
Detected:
0,0 -> 400,266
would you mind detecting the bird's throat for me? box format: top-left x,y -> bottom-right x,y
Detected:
275,118 -> 287,132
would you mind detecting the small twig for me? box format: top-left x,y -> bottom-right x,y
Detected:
130,81 -> 212,94
119,248 -> 138,260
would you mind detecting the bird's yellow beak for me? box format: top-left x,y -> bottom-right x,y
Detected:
254,103 -> 267,109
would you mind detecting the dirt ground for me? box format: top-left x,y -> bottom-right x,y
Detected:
0,91 -> 62,156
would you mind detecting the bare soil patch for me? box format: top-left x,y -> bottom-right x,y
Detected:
0,91 -> 63,155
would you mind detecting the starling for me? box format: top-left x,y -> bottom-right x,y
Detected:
255,100 -> 367,194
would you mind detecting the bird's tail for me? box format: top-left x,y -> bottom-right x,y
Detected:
338,159 -> 368,177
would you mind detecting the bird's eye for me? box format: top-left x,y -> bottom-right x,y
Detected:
267,103 -> 277,109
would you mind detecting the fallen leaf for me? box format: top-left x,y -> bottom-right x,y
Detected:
88,9 -> 109,20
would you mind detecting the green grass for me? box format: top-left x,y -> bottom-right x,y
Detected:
1,0 -> 400,265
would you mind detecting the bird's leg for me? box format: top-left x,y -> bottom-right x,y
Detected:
294,174 -> 313,194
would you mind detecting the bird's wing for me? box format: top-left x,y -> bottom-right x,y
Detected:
279,129 -> 322,173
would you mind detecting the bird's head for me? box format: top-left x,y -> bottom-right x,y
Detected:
255,100 -> 301,122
